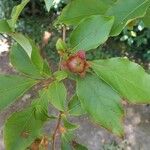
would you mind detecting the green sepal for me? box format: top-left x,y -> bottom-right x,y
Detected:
56,38 -> 68,52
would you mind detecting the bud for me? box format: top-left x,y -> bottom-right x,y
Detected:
76,50 -> 86,59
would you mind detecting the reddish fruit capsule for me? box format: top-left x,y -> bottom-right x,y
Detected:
76,50 -> 86,59
61,50 -> 89,76
67,56 -> 85,73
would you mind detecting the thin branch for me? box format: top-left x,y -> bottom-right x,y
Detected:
62,25 -> 66,42
52,25 -> 67,150
52,112 -> 62,150
58,25 -> 67,70
0,33 -> 8,40
33,76 -> 55,92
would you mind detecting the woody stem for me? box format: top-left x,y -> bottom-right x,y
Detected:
51,112 -> 62,150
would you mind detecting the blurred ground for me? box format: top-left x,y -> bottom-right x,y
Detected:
0,39 -> 150,150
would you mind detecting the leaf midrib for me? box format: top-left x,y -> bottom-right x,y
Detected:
93,63 -> 150,96
0,80 -> 35,94
71,19 -> 110,50
112,0 -> 148,29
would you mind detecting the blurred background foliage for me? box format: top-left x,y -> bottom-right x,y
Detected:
0,0 -> 150,69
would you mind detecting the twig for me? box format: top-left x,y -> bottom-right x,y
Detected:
52,112 -> 62,150
52,25 -> 67,150
62,25 -> 66,42
58,25 -> 67,70
0,33 -> 8,40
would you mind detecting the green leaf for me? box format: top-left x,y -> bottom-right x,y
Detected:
4,106 -> 47,150
72,141 -> 88,150
32,100 -> 48,121
77,74 -> 124,136
4,89 -> 49,150
54,70 -> 68,81
7,0 -> 30,30
62,115 -> 79,131
47,81 -> 67,111
106,0 -> 150,36
142,6 -> 150,27
10,38 -> 51,78
0,19 -> 12,33
102,0 -> 117,6
55,0 -> 108,25
10,44 -> 43,79
30,39 -> 44,72
31,89 -> 50,121
68,95 -> 86,116
91,58 -> 150,104
69,15 -> 114,52
0,75 -> 36,111
61,135 -> 72,150
10,33 -> 32,57
61,132 -> 74,150
44,0 -> 54,12
56,38 -> 68,52
42,59 -> 52,76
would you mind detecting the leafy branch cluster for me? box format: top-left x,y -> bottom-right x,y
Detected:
0,0 -> 150,149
